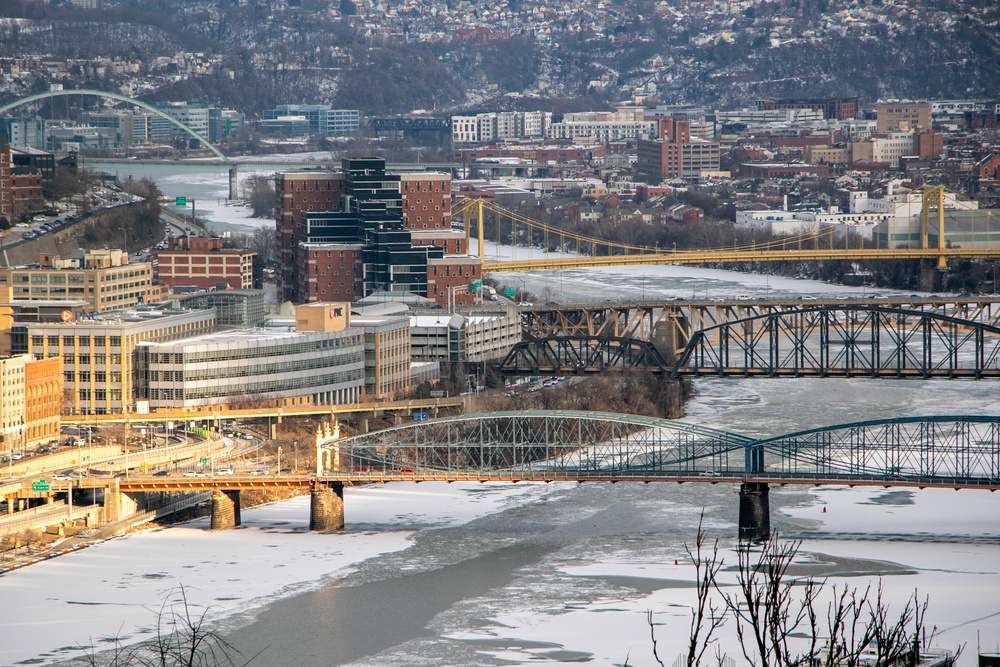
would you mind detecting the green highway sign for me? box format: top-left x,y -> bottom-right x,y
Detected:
31,480 -> 50,491
199,457 -> 208,465
175,196 -> 187,206
470,279 -> 482,293
503,288 -> 516,298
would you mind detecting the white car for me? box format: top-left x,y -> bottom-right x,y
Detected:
183,471 -> 209,477
250,469 -> 269,476
215,469 -> 234,476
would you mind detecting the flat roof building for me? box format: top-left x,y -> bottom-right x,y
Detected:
137,325 -> 364,409
0,249 -> 160,313
13,309 -> 216,415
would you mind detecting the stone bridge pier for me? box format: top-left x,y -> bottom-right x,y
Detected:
210,490 -> 241,530
738,482 -> 770,543
310,482 -> 344,531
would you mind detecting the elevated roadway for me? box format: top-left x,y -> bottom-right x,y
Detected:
62,397 -> 464,426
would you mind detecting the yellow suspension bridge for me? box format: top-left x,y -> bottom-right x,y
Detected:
452,185 -> 1000,272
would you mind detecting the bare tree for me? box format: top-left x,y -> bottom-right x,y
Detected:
249,227 -> 275,265
648,515 -> 728,667
240,175 -> 275,219
647,529 -> 959,667
82,586 -> 261,667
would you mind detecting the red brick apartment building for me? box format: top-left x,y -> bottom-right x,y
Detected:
152,236 -> 256,291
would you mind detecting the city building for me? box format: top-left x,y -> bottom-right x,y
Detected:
12,308 -> 216,414
275,159 -> 481,306
0,353 -> 62,452
636,118 -> 721,182
152,236 -> 259,291
262,105 -> 359,136
24,355 -> 62,447
0,136 -> 13,220
758,97 -> 860,121
349,307 -> 412,399
10,146 -> 54,198
137,303 -> 364,408
875,101 -> 931,133
0,249 -> 160,313
174,289 -> 268,326
451,111 -> 552,144
546,107 -> 656,143
409,308 -> 521,363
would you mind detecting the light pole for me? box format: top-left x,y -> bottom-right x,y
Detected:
277,446 -> 282,474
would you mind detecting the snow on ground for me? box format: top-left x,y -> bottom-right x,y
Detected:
0,482 -> 552,667
445,486 -> 1000,667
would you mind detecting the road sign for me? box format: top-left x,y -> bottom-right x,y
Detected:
175,196 -> 187,206
413,413 -> 428,421
469,279 -> 482,293
199,457 -> 207,465
503,287 -> 516,298
31,480 -> 50,491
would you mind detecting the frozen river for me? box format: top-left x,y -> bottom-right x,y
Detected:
2,161 -> 998,666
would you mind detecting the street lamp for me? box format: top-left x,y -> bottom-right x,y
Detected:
277,446 -> 283,474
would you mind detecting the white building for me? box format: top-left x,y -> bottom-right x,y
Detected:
410,309 -> 521,363
451,111 -> 553,144
138,327 -> 365,408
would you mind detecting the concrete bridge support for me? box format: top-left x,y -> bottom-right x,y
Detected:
228,167 -> 238,201
738,482 -> 770,543
210,490 -> 241,530
310,482 -> 344,531
103,479 -> 138,523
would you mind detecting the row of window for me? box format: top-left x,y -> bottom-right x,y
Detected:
34,335 -> 123,347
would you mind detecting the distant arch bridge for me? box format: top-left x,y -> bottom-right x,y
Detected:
0,89 -> 228,160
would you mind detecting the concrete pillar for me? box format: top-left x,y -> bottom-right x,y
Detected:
210,490 -> 238,530
228,167 -> 238,201
738,482 -> 770,544
310,482 -> 344,531
918,264 -> 938,292
103,479 -> 139,523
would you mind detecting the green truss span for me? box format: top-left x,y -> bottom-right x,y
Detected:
321,411 -> 1000,487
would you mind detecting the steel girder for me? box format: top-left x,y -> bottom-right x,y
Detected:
329,410 -> 752,477
496,336 -> 672,375
751,416 -> 1000,485
524,299 -> 1000,359
320,412 -> 1000,488
672,306 -> 1000,378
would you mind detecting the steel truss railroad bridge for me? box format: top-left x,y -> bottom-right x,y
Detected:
316,411 -> 1000,541
499,298 -> 1000,378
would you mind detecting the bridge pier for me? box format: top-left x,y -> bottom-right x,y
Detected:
210,490 -> 241,530
310,482 -> 344,531
103,479 -> 138,523
228,167 -> 238,201
738,482 -> 770,543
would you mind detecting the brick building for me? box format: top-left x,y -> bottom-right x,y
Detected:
636,117 -> 721,182
276,159 -> 481,306
152,236 -> 258,291
0,137 -> 11,221
875,102 -> 931,133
